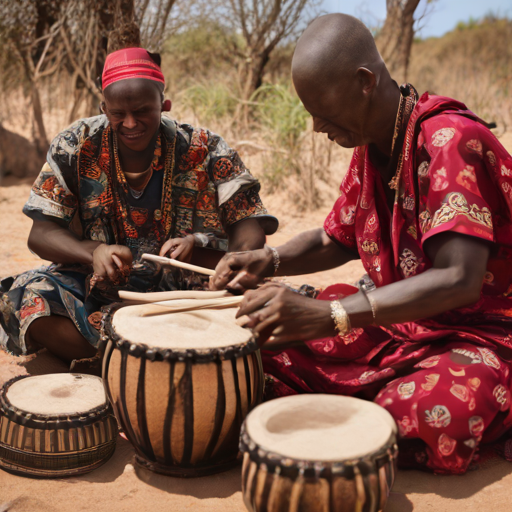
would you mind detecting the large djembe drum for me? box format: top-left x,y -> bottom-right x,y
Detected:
240,394 -> 398,512
102,304 -> 264,477
0,373 -> 117,478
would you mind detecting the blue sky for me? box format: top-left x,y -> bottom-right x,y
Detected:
320,0 -> 512,38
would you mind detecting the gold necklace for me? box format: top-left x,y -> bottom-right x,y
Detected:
128,168 -> 154,199
390,93 -> 406,156
388,85 -> 418,190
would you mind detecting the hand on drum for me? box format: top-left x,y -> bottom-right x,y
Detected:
159,235 -> 195,262
210,247 -> 274,292
92,244 -> 133,282
236,282 -> 336,349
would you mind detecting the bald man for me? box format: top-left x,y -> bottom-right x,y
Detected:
211,14 -> 512,474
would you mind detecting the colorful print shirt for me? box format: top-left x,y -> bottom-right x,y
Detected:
23,114 -> 277,261
324,92 -> 512,297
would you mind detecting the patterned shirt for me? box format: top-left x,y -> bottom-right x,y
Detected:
23,114 -> 277,260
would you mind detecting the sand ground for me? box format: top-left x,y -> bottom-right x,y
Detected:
2,162 -> 512,511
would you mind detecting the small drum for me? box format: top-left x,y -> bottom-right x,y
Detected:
240,394 -> 398,512
102,305 -> 264,477
0,373 -> 117,478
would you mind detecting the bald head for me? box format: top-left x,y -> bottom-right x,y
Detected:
291,14 -> 400,151
292,14 -> 383,95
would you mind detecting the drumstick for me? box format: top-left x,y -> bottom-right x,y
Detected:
118,290 -> 231,303
142,254 -> 216,276
134,296 -> 244,317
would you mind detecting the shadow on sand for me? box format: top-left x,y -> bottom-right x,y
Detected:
392,458 -> 512,501
384,491 -> 414,512
73,437 -> 137,484
133,460 -> 242,499
19,349 -> 69,375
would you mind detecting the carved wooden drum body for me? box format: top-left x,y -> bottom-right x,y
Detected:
240,394 -> 398,512
0,374 -> 117,478
102,306 -> 264,477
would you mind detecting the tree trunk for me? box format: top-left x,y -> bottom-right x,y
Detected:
248,50 -> 272,95
240,46 -> 274,101
376,0 -> 421,83
31,82 -> 49,154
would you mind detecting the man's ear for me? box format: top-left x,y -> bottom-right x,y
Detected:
356,67 -> 377,96
100,101 -> 106,114
162,99 -> 171,112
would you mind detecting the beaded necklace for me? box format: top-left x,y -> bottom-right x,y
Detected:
387,84 -> 419,191
109,127 -> 176,243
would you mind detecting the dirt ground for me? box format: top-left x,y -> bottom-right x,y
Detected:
2,132 -> 512,512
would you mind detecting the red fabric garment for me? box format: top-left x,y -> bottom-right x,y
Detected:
102,48 -> 165,90
375,342 -> 510,474
262,92 -> 512,473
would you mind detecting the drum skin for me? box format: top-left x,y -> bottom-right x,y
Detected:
102,313 -> 264,477
239,424 -> 398,512
0,376 -> 117,478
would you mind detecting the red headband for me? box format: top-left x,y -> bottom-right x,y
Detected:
102,48 -> 165,90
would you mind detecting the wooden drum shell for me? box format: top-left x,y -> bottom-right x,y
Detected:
240,425 -> 398,512
0,376 -> 117,478
102,314 -> 264,477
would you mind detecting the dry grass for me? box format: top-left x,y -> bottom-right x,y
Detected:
409,18 -> 512,133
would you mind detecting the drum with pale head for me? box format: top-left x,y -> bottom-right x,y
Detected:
0,373 -> 117,478
101,305 -> 264,477
240,394 -> 398,512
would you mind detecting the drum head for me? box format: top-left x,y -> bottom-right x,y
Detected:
6,373 -> 107,416
112,306 -> 252,351
245,394 -> 396,462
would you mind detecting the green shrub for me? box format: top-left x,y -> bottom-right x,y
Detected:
179,81 -> 238,124
250,83 -> 309,149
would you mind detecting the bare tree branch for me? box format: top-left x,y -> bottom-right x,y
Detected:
220,0 -> 319,99
60,25 -> 102,101
34,18 -> 63,78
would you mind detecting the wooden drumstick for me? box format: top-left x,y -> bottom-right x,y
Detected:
118,289 -> 230,303
142,254 -> 216,276
134,296 -> 244,317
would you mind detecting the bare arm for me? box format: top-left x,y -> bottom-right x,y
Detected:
211,227 -> 358,290
274,227 -> 358,276
343,232 -> 490,327
227,218 -> 266,252
238,232 -> 490,348
28,219 -> 132,280
28,219 -> 100,265
192,218 -> 266,271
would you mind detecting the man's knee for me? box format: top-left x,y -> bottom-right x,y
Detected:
26,315 -> 97,362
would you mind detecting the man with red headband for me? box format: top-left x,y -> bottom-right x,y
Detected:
0,47 -> 276,368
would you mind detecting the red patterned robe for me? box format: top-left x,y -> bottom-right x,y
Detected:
263,92 -> 512,474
